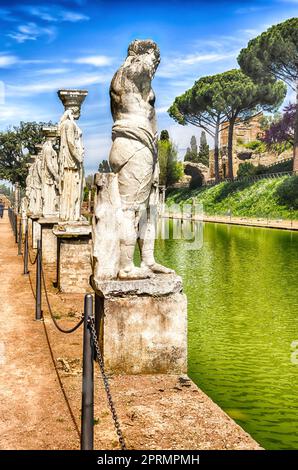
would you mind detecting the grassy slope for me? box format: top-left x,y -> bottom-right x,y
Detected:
166,176 -> 298,220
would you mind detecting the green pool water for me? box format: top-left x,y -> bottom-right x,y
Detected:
154,220 -> 298,450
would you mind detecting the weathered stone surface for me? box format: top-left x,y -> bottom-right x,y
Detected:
41,126 -> 60,218
56,235 -> 92,293
53,220 -> 92,292
184,161 -> 209,188
92,172 -> 122,280
99,291 -> 187,374
98,39 -> 172,280
58,89 -> 87,222
53,221 -> 91,238
27,147 -> 43,217
91,272 -> 183,298
39,218 -> 59,264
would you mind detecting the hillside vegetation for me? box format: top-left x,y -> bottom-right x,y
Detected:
166,175 -> 298,220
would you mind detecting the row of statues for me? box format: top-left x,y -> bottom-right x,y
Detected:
24,39 -> 172,280
24,90 -> 87,222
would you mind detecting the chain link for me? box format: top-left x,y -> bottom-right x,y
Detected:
88,317 -> 127,450
41,264 -> 84,334
28,246 -> 38,265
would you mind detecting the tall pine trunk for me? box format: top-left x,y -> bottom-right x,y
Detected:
227,117 -> 235,180
214,120 -> 220,182
294,84 -> 298,173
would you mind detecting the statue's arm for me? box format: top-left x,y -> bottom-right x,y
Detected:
65,122 -> 83,164
46,151 -> 59,181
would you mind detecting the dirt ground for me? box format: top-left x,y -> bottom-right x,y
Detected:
0,211 -> 261,450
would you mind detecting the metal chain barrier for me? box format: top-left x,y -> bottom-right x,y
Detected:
88,316 -> 127,451
41,264 -> 84,334
28,246 -> 39,265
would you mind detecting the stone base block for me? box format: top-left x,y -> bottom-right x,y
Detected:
39,218 -> 59,264
92,274 -> 187,375
54,223 -> 92,293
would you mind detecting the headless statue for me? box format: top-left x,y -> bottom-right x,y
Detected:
109,39 -> 173,279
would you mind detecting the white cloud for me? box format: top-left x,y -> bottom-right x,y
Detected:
157,52 -> 236,79
156,106 -> 169,114
73,55 -> 113,67
60,11 -> 89,22
0,102 -> 52,126
19,5 -> 90,23
0,55 -> 18,67
7,22 -> 56,43
6,72 -> 110,97
235,6 -> 268,14
35,67 -> 71,75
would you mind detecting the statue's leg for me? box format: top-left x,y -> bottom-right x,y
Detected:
139,205 -> 174,275
118,207 -> 150,279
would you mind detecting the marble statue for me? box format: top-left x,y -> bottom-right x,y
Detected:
108,39 -> 173,279
27,148 -> 43,216
57,90 -> 87,222
26,162 -> 34,214
20,196 -> 28,219
41,127 -> 60,218
92,172 -> 122,280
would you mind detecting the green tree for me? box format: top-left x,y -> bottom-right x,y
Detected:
184,136 -> 199,162
238,18 -> 298,171
158,136 -> 182,187
198,130 -> 209,166
0,183 -> 11,197
168,71 -> 285,180
184,146 -> 192,161
168,78 -> 227,182
209,69 -> 285,179
98,159 -> 111,173
0,121 -> 52,188
160,130 -> 169,141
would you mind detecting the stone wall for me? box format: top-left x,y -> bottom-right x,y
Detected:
41,225 -> 57,264
57,236 -> 92,293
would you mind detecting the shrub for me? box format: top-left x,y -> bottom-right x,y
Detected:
237,162 -> 257,178
243,140 -> 266,153
276,176 -> 298,209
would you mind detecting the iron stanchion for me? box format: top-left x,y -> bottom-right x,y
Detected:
18,219 -> 22,255
24,222 -> 29,275
81,294 -> 94,450
14,213 -> 18,244
35,239 -> 42,320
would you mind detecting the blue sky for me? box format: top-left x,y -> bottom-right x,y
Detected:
0,0 -> 297,174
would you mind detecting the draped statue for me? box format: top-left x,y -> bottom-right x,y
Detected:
108,39 -> 173,279
27,150 -> 42,216
41,131 -> 60,218
58,109 -> 84,221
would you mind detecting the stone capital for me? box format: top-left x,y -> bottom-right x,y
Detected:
57,89 -> 88,119
42,125 -> 59,139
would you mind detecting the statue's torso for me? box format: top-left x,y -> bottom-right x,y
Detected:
110,66 -> 157,136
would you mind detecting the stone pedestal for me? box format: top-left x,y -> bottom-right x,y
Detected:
39,218 -> 59,264
53,222 -> 92,293
29,215 -> 41,248
91,273 -> 187,375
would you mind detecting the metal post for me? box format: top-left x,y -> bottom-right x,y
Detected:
18,219 -> 22,255
24,222 -> 29,275
81,294 -> 94,450
35,239 -> 42,320
14,214 -> 18,244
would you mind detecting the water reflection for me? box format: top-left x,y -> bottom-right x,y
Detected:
155,220 -> 298,450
